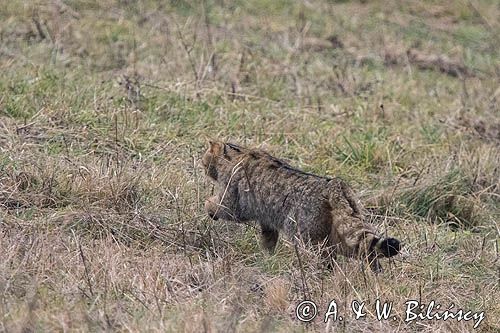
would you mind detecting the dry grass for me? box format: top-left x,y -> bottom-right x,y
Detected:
0,0 -> 499,332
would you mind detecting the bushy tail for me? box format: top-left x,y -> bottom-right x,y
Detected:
327,201 -> 401,273
328,214 -> 402,260
370,236 -> 401,257
327,179 -> 402,271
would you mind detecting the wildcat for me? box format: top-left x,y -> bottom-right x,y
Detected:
201,140 -> 401,272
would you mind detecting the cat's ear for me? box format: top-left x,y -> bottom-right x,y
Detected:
208,140 -> 223,155
207,140 -> 216,149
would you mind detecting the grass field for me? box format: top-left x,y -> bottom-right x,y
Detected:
0,0 -> 499,332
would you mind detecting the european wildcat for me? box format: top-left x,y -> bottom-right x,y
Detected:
201,141 -> 401,272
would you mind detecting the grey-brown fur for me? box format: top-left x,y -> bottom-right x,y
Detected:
201,141 -> 401,272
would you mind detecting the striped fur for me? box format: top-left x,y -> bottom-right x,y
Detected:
202,141 -> 401,272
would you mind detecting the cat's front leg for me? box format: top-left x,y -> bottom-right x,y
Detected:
260,224 -> 279,254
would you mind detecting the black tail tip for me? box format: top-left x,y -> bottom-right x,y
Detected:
380,238 -> 401,257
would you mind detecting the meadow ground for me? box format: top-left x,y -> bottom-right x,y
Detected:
0,0 -> 499,332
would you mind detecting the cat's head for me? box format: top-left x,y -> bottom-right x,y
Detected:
201,141 -> 245,181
